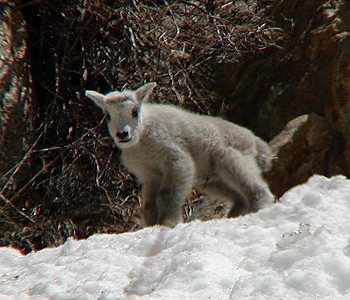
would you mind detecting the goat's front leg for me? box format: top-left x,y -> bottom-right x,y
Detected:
156,187 -> 188,227
141,179 -> 161,226
157,151 -> 194,227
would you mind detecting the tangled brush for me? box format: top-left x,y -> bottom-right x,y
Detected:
1,0 -> 284,253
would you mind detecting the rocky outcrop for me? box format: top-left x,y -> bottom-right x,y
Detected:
217,0 -> 350,195
266,114 -> 333,197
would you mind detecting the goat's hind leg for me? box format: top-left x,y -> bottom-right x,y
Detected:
203,181 -> 250,218
214,147 -> 274,213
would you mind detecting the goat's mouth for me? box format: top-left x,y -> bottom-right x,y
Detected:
118,136 -> 133,143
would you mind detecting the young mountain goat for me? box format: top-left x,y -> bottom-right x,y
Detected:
85,82 -> 274,227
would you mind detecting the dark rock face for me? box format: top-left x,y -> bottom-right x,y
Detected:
217,0 -> 350,195
266,114 -> 332,197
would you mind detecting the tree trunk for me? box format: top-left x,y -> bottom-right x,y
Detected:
0,4 -> 33,177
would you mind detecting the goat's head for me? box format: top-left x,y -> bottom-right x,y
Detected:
85,82 -> 156,148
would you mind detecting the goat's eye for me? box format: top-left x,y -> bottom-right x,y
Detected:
131,107 -> 138,118
105,113 -> 111,122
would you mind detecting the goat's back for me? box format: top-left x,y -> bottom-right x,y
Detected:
141,103 -> 265,154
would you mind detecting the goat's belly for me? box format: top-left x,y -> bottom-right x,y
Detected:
193,173 -> 218,193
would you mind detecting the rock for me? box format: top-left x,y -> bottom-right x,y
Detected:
216,0 -> 350,194
266,114 -> 332,197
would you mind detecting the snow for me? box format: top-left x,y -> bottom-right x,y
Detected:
1,175 -> 350,300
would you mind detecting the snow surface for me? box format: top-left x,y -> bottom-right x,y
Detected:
1,175 -> 350,300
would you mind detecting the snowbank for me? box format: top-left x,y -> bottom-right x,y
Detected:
1,175 -> 350,299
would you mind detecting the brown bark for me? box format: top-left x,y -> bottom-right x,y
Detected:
0,5 -> 33,174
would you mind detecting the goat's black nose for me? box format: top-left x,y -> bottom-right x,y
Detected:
116,131 -> 129,139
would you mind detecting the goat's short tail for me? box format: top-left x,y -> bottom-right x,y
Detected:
256,139 -> 274,173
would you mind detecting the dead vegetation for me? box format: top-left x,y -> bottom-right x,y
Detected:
0,0 -> 285,253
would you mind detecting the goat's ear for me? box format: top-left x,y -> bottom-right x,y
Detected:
85,90 -> 106,110
134,82 -> 157,103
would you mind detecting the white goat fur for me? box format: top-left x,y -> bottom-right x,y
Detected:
86,82 -> 274,227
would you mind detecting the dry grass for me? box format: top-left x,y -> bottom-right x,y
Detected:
0,0 -> 284,253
